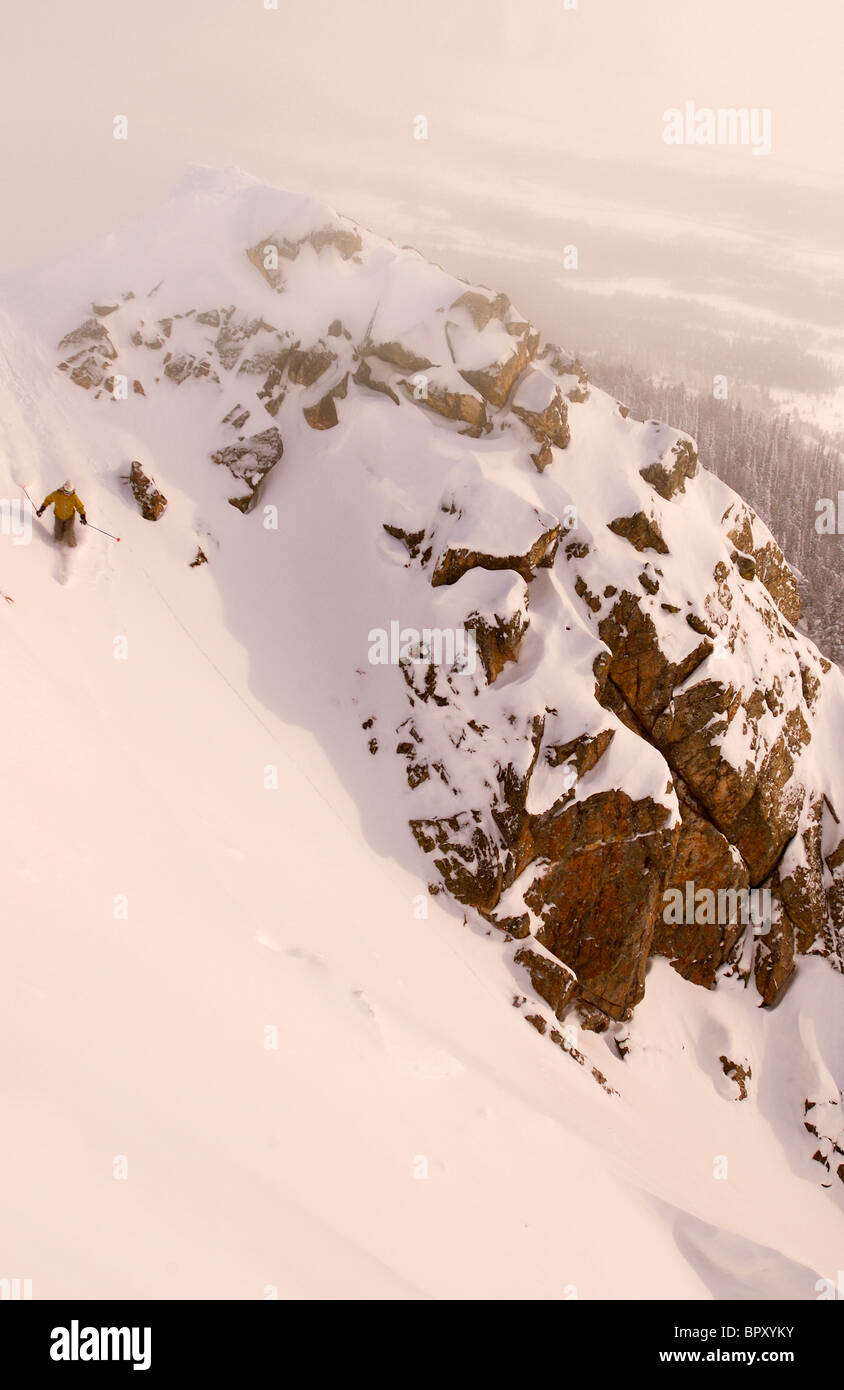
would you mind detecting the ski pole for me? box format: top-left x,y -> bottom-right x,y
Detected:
85,522 -> 121,542
21,486 -> 38,511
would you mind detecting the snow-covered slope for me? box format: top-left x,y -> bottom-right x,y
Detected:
1,168 -> 842,1299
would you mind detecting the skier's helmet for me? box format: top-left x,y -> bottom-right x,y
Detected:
62,480 -> 73,492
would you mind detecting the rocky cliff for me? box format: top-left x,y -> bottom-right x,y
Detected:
50,168 -> 844,1045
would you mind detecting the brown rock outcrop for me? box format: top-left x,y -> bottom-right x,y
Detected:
256,345 -> 294,417
720,1056 -> 752,1100
409,812 -> 502,915
246,224 -> 363,290
652,686 -> 808,883
597,590 -> 713,729
211,426 -> 284,511
401,377 -> 487,434
723,501 -> 800,624
128,462 -> 167,520
464,593 -> 529,683
58,318 -> 118,390
652,779 -> 748,987
531,441 -> 553,472
754,898 -> 796,1004
287,344 -> 337,387
58,317 -> 117,359
366,342 -> 434,374
353,358 -> 400,405
514,946 -> 577,1019
525,791 -> 678,1017
408,704 -> 679,1022
511,375 -> 570,449
163,352 -> 217,384
640,437 -> 698,500
458,325 -> 540,408
450,290 -> 511,329
303,372 -> 349,430
538,344 -> 590,400
432,518 -> 560,588
608,511 -> 670,555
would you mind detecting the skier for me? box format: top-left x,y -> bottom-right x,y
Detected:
37,481 -> 88,547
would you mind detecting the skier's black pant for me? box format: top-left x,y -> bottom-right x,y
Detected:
54,514 -> 77,547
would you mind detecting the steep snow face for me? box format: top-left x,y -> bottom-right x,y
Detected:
1,167 -> 843,1299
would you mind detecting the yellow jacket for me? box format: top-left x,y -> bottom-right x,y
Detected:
42,489 -> 86,521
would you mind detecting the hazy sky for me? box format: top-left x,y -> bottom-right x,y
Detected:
2,0 -> 842,419
1,0 -> 841,265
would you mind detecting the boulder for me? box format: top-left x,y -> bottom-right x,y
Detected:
513,946 -> 577,1019
211,426 -> 284,511
128,462 -> 167,520
367,341 -> 434,374
401,375 -> 488,434
287,344 -> 337,388
511,371 -> 570,449
57,318 -> 118,389
607,511 -> 670,555
430,486 -> 561,587
640,436 -> 698,499
450,290 -> 511,330
353,358 -> 400,405
303,372 -> 349,430
457,324 -> 540,408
